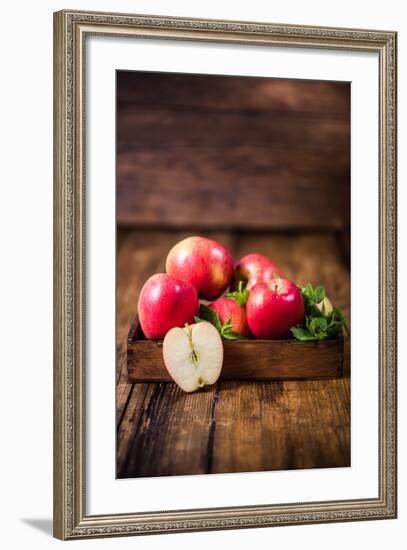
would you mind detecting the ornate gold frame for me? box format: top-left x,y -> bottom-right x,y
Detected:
53,9 -> 397,540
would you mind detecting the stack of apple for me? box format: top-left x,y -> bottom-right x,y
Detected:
137,236 -> 305,392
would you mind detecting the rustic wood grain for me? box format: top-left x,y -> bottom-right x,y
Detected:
211,379 -> 350,473
116,229 -> 350,477
117,72 -> 350,230
117,72 -> 350,115
127,320 -> 344,382
116,368 -> 133,426
118,113 -> 349,152
117,147 -> 349,230
118,383 -> 218,477
117,383 -> 150,473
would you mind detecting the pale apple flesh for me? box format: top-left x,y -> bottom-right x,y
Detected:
163,322 -> 223,393
316,296 -> 333,317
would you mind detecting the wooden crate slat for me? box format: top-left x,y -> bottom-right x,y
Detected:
127,320 -> 344,382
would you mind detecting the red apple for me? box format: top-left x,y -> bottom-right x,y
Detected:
138,273 -> 199,339
232,253 -> 282,290
209,297 -> 250,337
166,236 -> 234,300
246,278 -> 304,339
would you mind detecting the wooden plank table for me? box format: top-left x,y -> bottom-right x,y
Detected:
116,229 -> 350,478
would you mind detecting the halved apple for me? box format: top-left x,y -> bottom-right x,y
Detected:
162,322 -> 223,393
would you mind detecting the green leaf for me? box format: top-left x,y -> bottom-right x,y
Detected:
195,304 -> 248,340
222,331 -> 246,340
314,286 -> 325,304
326,324 -> 342,338
226,280 -> 250,307
313,316 -> 328,332
305,283 -> 314,300
290,327 -> 316,341
196,303 -> 222,331
291,283 -> 349,341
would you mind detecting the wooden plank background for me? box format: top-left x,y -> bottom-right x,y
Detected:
117,72 -> 350,230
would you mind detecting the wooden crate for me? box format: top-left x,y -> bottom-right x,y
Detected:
127,319 -> 344,382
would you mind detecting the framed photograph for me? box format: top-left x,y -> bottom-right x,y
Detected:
53,9 -> 397,540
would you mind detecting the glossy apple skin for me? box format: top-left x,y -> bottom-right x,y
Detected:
138,273 -> 199,339
232,253 -> 282,291
166,236 -> 234,300
209,297 -> 250,337
246,279 -> 304,339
